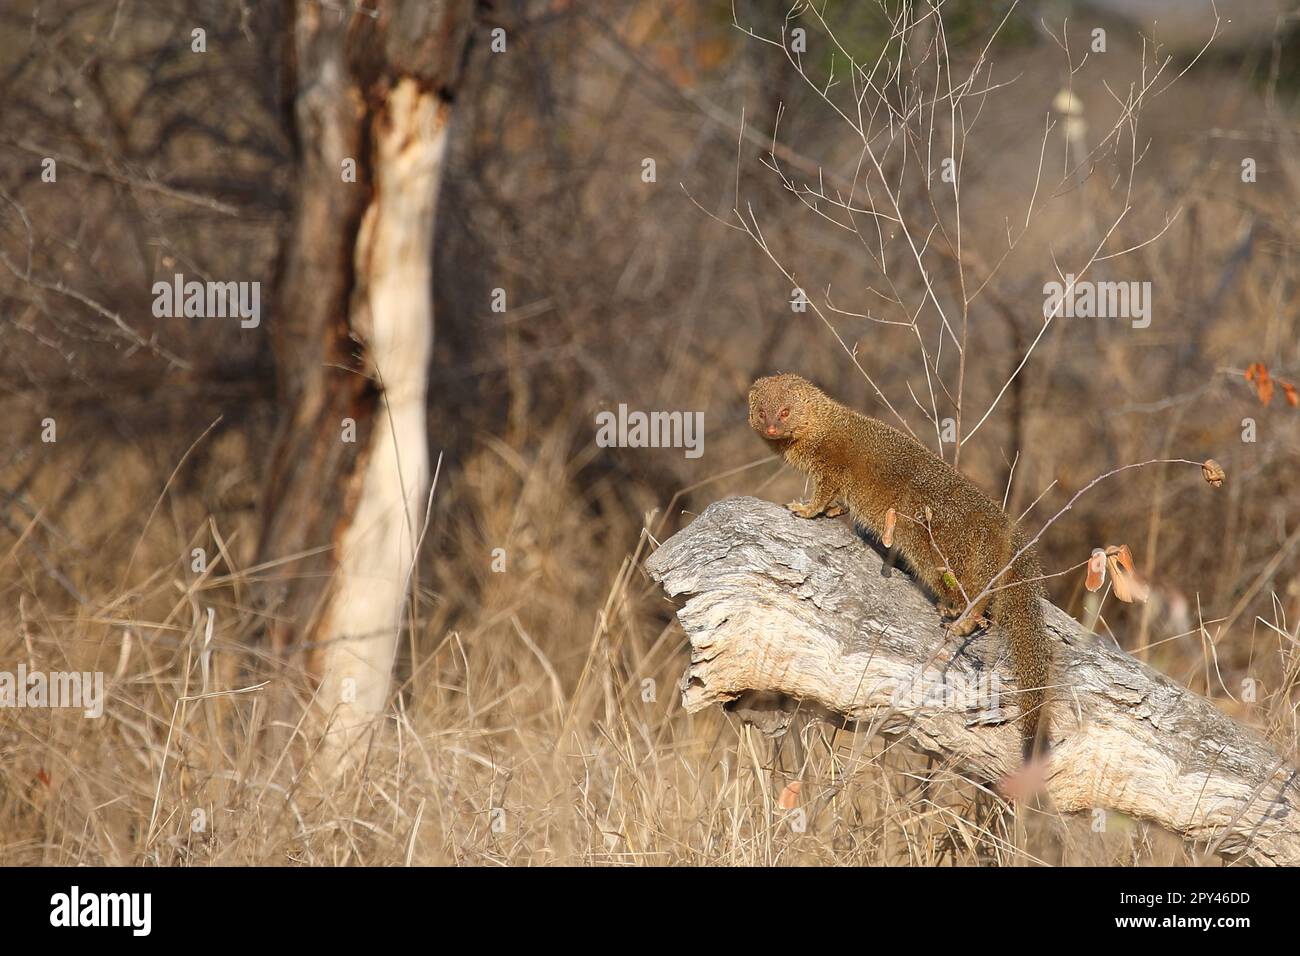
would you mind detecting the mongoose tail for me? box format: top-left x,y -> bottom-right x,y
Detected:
991,544 -> 1051,761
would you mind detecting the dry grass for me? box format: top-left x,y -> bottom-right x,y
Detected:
0,422 -> 1267,868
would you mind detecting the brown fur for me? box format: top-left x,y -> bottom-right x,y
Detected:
748,373 -> 1051,760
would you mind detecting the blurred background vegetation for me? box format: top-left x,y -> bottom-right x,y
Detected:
1,0 -> 1298,865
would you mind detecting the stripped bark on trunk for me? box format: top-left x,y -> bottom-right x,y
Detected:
258,2 -> 473,762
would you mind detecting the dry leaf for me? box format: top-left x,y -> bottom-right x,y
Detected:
778,780 -> 801,810
1105,545 -> 1149,604
1085,548 -> 1107,592
997,754 -> 1049,803
1246,362 -> 1274,405
882,508 -> 897,548
1285,382 -> 1299,407
1202,458 -> 1225,488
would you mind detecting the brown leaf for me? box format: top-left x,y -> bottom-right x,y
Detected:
1202,458 -> 1225,488
1284,382 -> 1299,407
882,508 -> 897,548
1085,548 -> 1107,592
1105,546 -> 1149,604
778,780 -> 801,810
1246,363 -> 1274,405
997,755 -> 1049,803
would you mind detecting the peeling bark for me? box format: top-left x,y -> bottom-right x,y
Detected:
315,80 -> 446,743
646,496 -> 1300,866
257,2 -> 474,763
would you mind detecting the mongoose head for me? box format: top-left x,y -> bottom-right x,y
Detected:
748,373 -> 822,444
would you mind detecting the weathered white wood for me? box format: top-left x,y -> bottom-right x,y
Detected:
646,496 -> 1300,866
316,80 -> 446,755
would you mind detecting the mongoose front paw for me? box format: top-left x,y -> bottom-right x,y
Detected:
786,500 -> 846,519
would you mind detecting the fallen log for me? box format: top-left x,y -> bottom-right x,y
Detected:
645,496 -> 1300,865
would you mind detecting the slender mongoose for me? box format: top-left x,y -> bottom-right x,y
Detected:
748,372 -> 1051,761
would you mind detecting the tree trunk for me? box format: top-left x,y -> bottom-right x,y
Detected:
257,2 -> 474,762
646,496 -> 1300,866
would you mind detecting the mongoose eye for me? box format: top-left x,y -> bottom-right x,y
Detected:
779,408 -> 790,420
